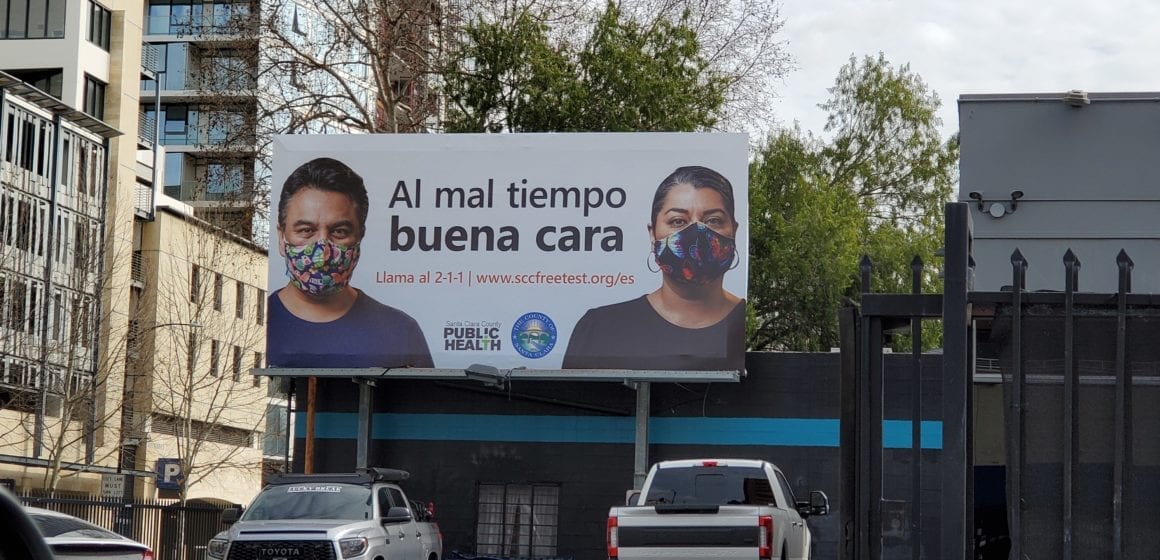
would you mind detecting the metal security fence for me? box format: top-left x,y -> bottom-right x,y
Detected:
980,247 -> 1160,560
20,492 -> 228,560
841,202 -> 1160,559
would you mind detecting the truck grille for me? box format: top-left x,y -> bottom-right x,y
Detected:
227,541 -> 337,560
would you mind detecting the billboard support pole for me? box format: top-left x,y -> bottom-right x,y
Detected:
305,377 -> 317,473
633,382 -> 650,490
356,380 -> 373,469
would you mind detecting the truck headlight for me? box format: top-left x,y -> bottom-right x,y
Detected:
207,539 -> 229,560
339,537 -> 368,558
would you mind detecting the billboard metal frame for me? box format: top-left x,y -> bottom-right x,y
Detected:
252,367 -> 740,487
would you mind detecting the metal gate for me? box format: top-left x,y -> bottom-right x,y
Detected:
840,201 -> 1159,559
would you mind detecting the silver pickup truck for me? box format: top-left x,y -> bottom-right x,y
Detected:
208,468 -> 441,560
607,459 -> 829,560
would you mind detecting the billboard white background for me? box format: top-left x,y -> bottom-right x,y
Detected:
270,133 -> 748,369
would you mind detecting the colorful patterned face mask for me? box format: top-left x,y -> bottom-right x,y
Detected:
284,239 -> 361,297
652,222 -> 736,285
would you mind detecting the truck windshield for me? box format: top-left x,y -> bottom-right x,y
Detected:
643,466 -> 777,507
242,483 -> 373,520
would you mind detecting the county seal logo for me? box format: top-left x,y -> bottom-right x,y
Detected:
511,312 -> 557,359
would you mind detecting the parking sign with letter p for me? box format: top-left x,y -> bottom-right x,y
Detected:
156,458 -> 184,490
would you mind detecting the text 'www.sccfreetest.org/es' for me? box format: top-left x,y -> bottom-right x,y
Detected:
374,270 -> 636,287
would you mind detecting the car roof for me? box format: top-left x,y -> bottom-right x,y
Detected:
655,459 -> 772,469
23,506 -> 141,543
24,506 -> 73,517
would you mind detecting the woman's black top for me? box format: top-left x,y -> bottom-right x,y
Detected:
561,295 -> 746,371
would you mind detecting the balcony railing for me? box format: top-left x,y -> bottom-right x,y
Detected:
134,183 -> 155,218
156,129 -> 256,148
131,251 -> 146,284
163,180 -> 254,203
145,8 -> 256,38
138,110 -> 156,146
141,43 -> 162,74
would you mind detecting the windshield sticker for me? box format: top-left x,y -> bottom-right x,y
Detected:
287,485 -> 342,493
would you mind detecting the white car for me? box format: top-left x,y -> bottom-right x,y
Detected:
25,506 -> 154,560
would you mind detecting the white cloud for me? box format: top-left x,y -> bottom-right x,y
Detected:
773,0 -> 1160,139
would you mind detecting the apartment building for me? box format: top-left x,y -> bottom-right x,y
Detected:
141,0 -> 257,238
0,0 -> 269,502
129,195 -> 268,502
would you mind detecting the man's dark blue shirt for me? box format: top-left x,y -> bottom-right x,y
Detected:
267,289 -> 433,368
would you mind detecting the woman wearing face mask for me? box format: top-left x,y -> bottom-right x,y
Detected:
267,157 -> 433,369
562,166 -> 745,371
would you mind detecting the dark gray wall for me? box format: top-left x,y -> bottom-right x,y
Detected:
291,353 -> 947,560
958,92 -> 1160,293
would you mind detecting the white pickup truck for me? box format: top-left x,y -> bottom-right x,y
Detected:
208,468 -> 442,560
607,459 -> 829,560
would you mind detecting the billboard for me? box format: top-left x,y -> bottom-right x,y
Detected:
268,133 -> 748,371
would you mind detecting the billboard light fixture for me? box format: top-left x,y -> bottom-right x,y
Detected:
1063,90 -> 1090,107
968,190 -> 1023,219
465,363 -> 506,388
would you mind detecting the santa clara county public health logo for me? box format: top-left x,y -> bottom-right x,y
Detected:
511,312 -> 557,359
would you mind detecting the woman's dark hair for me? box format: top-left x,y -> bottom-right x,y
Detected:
278,157 -> 370,234
650,166 -> 737,228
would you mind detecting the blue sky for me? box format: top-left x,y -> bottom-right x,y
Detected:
772,0 -> 1159,140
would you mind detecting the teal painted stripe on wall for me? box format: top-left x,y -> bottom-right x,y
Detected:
294,413 -> 943,449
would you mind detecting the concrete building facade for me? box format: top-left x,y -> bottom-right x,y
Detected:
0,0 -> 269,503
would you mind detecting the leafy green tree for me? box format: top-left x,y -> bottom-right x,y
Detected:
822,53 -> 958,228
442,2 -> 729,132
748,54 -> 957,351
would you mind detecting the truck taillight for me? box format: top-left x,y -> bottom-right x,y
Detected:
758,515 -> 773,560
143,549 -> 155,560
607,516 -> 619,559
701,461 -> 718,467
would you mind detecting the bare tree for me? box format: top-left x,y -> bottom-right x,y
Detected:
136,214 -> 268,505
258,0 -> 454,136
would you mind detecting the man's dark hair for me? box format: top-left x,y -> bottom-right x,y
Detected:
650,166 -> 737,228
278,157 -> 370,234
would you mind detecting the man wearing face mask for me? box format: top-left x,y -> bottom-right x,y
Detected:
267,157 -> 433,369
561,166 -> 745,371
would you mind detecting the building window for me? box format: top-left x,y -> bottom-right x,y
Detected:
209,339 -> 220,377
50,291 -> 62,340
6,277 -> 26,332
475,484 -> 559,557
87,1 -> 111,50
213,272 -> 223,311
164,152 -> 184,198
8,68 -> 63,99
232,345 -> 242,381
291,3 -> 306,36
252,352 -> 263,387
83,75 -> 106,120
147,0 -> 249,35
190,264 -> 201,303
149,104 -> 199,145
205,162 -> 243,198
235,281 -> 245,318
74,296 -> 92,348
1,0 -> 66,39
187,331 -> 198,375
255,290 -> 264,324
141,43 -> 189,91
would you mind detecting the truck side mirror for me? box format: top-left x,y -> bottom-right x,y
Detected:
809,490 -> 830,516
625,490 -> 641,506
221,507 -> 242,525
382,506 -> 412,524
